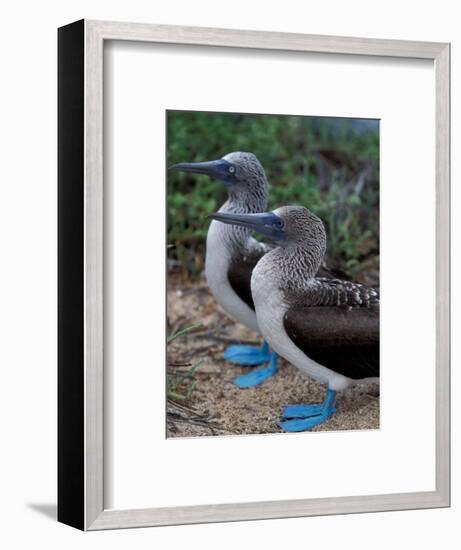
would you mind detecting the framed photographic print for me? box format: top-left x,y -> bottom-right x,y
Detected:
58,19 -> 450,530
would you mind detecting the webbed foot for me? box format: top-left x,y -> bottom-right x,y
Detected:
223,340 -> 271,366
233,353 -> 278,388
278,389 -> 337,432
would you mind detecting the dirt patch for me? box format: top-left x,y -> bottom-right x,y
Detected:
167,274 -> 379,438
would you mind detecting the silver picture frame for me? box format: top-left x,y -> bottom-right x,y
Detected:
58,19 -> 450,531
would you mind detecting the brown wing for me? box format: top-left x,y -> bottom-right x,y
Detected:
316,261 -> 349,280
227,253 -> 262,311
284,304 -> 379,380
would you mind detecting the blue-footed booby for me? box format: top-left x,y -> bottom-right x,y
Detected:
210,206 -> 379,432
169,152 -> 278,387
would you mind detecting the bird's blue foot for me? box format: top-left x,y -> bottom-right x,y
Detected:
223,340 -> 271,366
282,403 -> 327,418
278,389 -> 337,432
233,352 -> 278,388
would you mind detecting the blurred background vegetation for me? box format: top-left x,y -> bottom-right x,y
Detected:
167,111 -> 379,285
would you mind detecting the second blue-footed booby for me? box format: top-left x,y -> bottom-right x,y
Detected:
210,206 -> 379,432
169,152 -> 278,387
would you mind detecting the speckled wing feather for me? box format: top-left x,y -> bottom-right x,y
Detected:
300,278 -> 379,307
284,279 -> 379,380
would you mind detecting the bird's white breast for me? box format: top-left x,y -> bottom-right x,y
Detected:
205,220 -> 260,334
251,257 -> 353,391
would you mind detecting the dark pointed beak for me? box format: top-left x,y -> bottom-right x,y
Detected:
169,159 -> 235,186
209,211 -> 287,241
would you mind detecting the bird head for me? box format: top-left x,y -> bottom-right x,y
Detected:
169,152 -> 268,199
209,205 -> 327,253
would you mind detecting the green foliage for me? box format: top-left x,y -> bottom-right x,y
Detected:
167,324 -> 203,403
167,323 -> 203,344
167,361 -> 201,403
167,111 -> 379,278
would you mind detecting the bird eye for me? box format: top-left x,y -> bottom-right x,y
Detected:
228,166 -> 235,174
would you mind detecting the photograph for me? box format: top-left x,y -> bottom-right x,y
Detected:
166,110 -> 380,437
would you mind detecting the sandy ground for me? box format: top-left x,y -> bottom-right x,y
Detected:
167,274 -> 379,438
